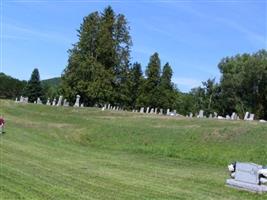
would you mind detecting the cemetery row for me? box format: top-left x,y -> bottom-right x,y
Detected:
15,95 -> 266,123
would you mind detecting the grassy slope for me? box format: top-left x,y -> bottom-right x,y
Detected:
0,100 -> 266,200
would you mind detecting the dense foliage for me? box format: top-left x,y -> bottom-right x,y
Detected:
61,6 -> 176,109
23,68 -> 44,102
0,73 -> 26,99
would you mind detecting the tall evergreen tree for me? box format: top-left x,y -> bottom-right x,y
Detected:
159,62 -> 175,109
129,62 -> 143,108
24,68 -> 43,102
61,6 -> 132,106
138,53 -> 161,107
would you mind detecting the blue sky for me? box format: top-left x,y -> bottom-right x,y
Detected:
1,0 -> 266,92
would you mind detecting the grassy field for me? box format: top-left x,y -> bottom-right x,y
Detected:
0,100 -> 267,200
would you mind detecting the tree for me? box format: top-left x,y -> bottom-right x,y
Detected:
0,73 -> 26,99
137,53 -> 161,107
159,62 -> 175,109
61,6 -> 132,107
129,62 -> 143,108
23,68 -> 43,102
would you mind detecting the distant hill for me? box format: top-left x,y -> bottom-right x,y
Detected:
42,77 -> 61,87
0,73 -> 27,99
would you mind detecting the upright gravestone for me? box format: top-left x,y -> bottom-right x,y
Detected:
80,103 -> 84,107
146,107 -> 150,114
140,107 -> 144,113
46,98 -> 50,105
166,109 -> 170,115
155,108 -> 158,114
173,110 -> 177,116
244,112 -> 249,120
108,104 -> 111,110
226,162 -> 267,193
74,95 -> 80,107
150,108 -> 154,114
198,110 -> 204,118
160,109 -> 163,115
209,113 -> 212,119
213,112 -> 218,118
15,97 -> 18,103
231,112 -> 237,120
63,99 -> 67,106
248,114 -> 255,121
189,112 -> 193,118
19,96 -> 24,103
24,97 -> 29,103
57,95 -> 63,106
37,97 -> 42,104
226,115 -> 231,120
52,98 -> 57,106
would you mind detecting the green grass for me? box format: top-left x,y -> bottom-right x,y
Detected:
0,99 -> 267,200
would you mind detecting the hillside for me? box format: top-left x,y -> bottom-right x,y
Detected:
41,77 -> 61,87
0,100 -> 266,200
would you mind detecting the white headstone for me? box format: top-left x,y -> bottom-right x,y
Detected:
57,95 -> 63,106
37,97 -> 42,104
189,112 -> 193,118
244,112 -> 249,120
74,95 -> 80,107
198,110 -> 204,118
146,107 -> 150,114
52,98 -> 57,106
160,109 -> 163,115
166,109 -> 170,115
46,98 -> 50,105
150,108 -> 154,114
248,114 -> 255,121
140,107 -> 144,113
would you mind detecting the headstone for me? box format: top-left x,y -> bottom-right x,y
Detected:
160,109 -> 163,115
52,98 -> 57,106
46,98 -> 51,105
57,95 -> 63,106
107,104 -> 111,110
74,95 -> 80,107
63,99 -> 67,106
209,113 -> 212,119
248,114 -> 255,121
34,101 -> 37,104
218,116 -> 224,120
244,112 -> 249,120
146,107 -> 150,114
231,112 -> 236,120
259,119 -> 266,123
80,103 -> 84,107
213,112 -> 218,118
112,106 -> 116,110
198,110 -> 204,118
189,112 -> 193,118
166,109 -> 170,115
155,108 -> 158,114
173,110 -> 177,116
150,108 -> 154,114
226,115 -> 231,120
226,162 -> 267,193
19,96 -> 24,103
15,97 -> 18,103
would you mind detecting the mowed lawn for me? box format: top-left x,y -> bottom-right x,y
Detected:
0,100 -> 267,200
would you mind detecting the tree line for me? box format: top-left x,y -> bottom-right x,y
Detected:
1,6 -> 266,119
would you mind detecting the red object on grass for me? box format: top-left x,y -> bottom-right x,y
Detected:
0,117 -> 5,126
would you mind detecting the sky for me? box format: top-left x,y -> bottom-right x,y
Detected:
1,0 -> 266,92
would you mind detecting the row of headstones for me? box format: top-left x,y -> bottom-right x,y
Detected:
102,105 -> 179,116
15,95 -> 83,108
15,96 -> 29,103
190,110 -> 266,122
